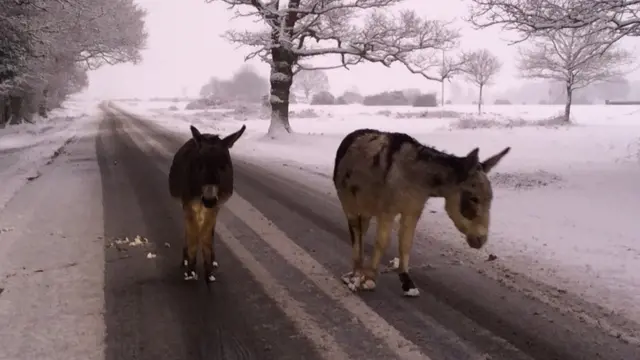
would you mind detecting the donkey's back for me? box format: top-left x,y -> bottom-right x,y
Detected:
332,128 -> 438,216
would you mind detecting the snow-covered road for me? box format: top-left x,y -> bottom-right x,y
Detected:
119,100 -> 640,327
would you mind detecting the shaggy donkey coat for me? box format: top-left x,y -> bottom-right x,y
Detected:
169,124 -> 246,283
332,128 -> 510,296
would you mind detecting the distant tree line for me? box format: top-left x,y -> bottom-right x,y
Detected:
198,65 -> 270,104
309,89 -> 438,107
0,0 -> 148,126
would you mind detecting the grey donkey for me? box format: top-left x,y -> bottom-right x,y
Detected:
168,124 -> 246,284
332,128 -> 510,297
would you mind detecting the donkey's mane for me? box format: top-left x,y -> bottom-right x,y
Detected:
386,130 -> 461,167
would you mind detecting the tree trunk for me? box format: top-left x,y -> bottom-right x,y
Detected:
0,96 -> 8,127
478,84 -> 483,114
441,80 -> 445,107
267,48 -> 294,137
564,84 -> 572,123
8,95 -> 24,125
39,88 -> 49,118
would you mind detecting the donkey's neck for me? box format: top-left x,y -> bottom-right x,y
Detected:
411,145 -> 465,197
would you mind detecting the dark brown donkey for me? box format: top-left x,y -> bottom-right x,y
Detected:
168,124 -> 246,283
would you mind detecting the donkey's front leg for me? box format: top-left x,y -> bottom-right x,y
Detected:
201,209 -> 219,284
211,228 -> 218,270
182,206 -> 199,281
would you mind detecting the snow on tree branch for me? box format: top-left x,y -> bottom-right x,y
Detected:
517,25 -> 634,121
460,48 -> 501,114
467,0 -> 640,47
461,49 -> 501,87
1,0 -> 148,123
217,0 -> 461,80
208,0 -> 462,135
517,27 -> 634,90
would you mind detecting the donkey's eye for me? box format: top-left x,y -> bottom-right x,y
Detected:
470,197 -> 479,204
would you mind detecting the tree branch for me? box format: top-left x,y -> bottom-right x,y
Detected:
211,0 -> 461,81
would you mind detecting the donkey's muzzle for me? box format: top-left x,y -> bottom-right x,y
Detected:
201,185 -> 219,208
466,235 -> 487,249
201,196 -> 218,208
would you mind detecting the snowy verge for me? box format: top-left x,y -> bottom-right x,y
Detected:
0,114 -> 106,360
0,99 -> 101,212
116,101 -> 640,329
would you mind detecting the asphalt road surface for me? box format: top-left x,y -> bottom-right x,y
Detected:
5,104 -> 637,360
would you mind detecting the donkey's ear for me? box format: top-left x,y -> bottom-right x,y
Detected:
190,125 -> 203,146
465,147 -> 479,163
463,147 -> 480,170
481,147 -> 511,173
459,147 -> 480,181
222,125 -> 246,149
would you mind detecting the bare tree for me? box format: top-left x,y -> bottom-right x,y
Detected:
461,49 -> 501,114
206,0 -> 461,137
517,27 -> 633,122
432,50 -> 469,107
292,70 -> 330,101
468,0 -> 640,50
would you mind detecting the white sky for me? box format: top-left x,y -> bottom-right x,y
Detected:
79,0 -> 640,99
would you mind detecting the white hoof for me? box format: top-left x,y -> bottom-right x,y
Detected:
212,261 -> 219,269
341,271 -> 354,285
341,271 -> 375,292
361,278 -> 376,290
207,274 -> 216,282
184,271 -> 198,281
403,288 -> 420,297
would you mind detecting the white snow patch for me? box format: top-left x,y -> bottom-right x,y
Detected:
389,257 -> 400,270
129,235 -> 149,247
119,100 -> 640,324
404,288 -> 420,297
270,72 -> 291,82
270,95 -> 285,104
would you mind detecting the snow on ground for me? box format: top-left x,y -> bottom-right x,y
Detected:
0,99 -> 102,212
116,100 -> 640,324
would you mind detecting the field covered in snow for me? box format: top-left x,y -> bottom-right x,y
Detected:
117,99 -> 640,325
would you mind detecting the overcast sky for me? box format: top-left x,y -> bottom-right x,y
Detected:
79,0 -> 640,99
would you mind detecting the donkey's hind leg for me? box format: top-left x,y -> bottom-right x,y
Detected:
341,214 -> 371,291
396,213 -> 420,297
